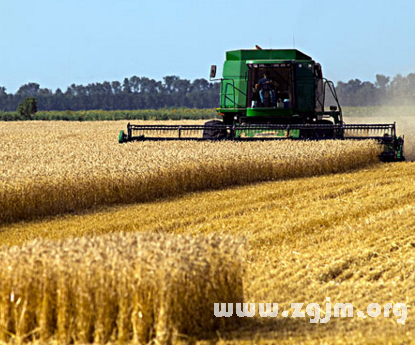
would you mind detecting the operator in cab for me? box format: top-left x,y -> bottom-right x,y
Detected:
256,73 -> 277,107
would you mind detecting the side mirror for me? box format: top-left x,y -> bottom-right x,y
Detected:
210,65 -> 217,79
330,105 -> 337,111
315,63 -> 323,79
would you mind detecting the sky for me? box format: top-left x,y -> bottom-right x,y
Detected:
0,0 -> 415,93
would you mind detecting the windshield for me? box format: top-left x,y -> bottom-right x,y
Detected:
247,64 -> 293,108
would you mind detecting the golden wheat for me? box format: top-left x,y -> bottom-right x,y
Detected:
0,121 -> 382,225
0,232 -> 243,344
1,162 -> 414,344
1,121 -> 405,345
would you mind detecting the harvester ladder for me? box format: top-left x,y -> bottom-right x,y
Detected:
221,78 -> 246,108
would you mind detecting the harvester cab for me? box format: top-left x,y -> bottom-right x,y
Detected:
210,49 -> 342,129
118,48 -> 405,162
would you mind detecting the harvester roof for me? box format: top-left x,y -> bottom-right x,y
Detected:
225,49 -> 312,61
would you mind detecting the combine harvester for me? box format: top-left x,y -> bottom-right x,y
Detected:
119,47 -> 404,162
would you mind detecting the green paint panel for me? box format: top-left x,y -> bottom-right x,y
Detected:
222,61 -> 247,78
235,128 -> 300,139
221,61 -> 248,108
247,59 -> 313,65
295,64 -> 315,110
247,108 -> 294,117
226,49 -> 312,61
217,108 -> 244,113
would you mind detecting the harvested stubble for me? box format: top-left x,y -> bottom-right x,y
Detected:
1,162 -> 415,344
0,232 -> 244,344
0,122 -> 382,225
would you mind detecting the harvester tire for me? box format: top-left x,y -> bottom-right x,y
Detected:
118,130 -> 126,144
202,120 -> 228,139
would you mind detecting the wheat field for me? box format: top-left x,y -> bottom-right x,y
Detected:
0,233 -> 243,344
0,120 -> 414,344
1,162 -> 413,344
0,121 -> 381,225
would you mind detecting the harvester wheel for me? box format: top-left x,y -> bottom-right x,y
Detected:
118,130 -> 126,143
202,120 -> 228,139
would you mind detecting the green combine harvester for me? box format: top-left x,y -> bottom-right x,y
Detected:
119,47 -> 405,161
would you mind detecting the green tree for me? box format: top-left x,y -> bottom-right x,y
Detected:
16,83 -> 40,97
17,97 -> 38,119
122,78 -> 132,94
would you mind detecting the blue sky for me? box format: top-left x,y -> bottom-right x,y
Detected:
0,0 -> 414,92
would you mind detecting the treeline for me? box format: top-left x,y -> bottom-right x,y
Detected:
0,109 -> 218,121
335,73 -> 415,106
1,72 -> 415,111
0,76 -> 220,111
